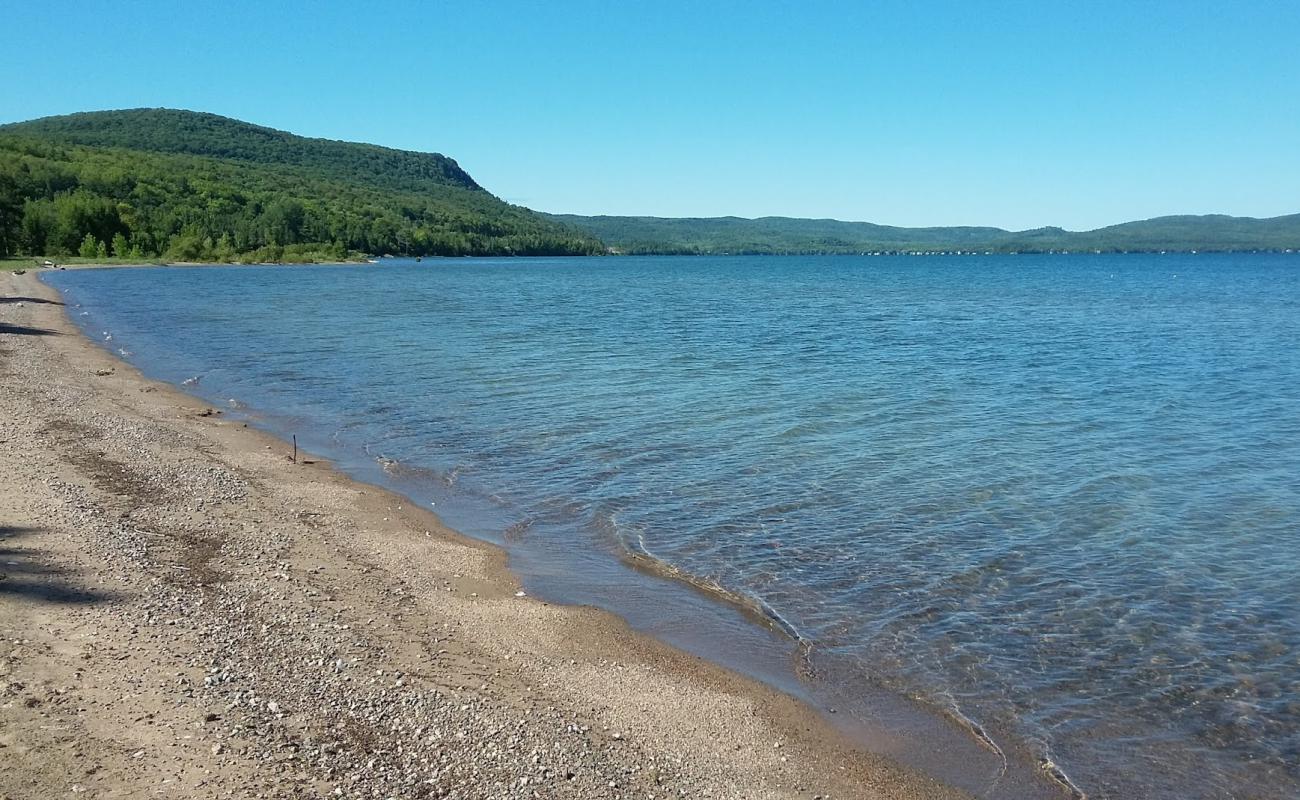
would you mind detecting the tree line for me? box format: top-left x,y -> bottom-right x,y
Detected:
0,133 -> 602,261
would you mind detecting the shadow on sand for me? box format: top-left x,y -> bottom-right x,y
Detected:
0,525 -> 116,605
0,322 -> 60,337
0,296 -> 64,306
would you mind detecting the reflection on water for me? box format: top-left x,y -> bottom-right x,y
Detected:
47,254 -> 1300,798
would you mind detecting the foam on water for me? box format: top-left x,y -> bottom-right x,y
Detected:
45,254 -> 1300,799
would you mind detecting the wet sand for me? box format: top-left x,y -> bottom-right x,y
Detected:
0,267 -> 968,799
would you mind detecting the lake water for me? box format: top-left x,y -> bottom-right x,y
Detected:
45,254 -> 1300,799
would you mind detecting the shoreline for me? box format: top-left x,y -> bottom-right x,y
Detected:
1,268 -> 977,797
1,258 -> 368,272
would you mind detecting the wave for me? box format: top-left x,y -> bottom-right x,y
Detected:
618,532 -> 816,679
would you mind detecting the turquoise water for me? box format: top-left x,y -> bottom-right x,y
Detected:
45,255 -> 1300,798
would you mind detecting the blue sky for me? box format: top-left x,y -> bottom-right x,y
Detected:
5,1 -> 1298,230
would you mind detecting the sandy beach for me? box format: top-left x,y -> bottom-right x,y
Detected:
0,268 -> 967,799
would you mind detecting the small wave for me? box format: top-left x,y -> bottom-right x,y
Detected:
619,534 -> 816,677
938,699 -> 1008,791
1038,749 -> 1089,799
374,454 -> 458,490
942,700 -> 1087,800
503,517 -> 534,540
774,421 -> 822,439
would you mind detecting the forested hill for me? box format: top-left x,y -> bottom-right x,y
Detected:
2,109 -> 482,194
0,109 -> 603,261
546,213 -> 1300,255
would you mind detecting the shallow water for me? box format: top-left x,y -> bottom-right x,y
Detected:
46,254 -> 1300,798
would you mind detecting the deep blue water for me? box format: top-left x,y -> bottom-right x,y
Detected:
45,254 -> 1300,798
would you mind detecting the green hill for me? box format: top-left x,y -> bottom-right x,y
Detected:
0,109 -> 603,261
1061,214 -> 1300,252
547,213 -> 1300,255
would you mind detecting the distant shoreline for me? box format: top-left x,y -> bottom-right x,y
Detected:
1,256 -> 368,271
547,211 -> 1300,256
596,247 -> 1300,256
7,249 -> 1299,276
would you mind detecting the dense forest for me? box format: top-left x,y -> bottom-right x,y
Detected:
547,213 -> 1300,255
0,109 -> 603,261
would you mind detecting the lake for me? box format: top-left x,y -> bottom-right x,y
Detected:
45,253 -> 1300,799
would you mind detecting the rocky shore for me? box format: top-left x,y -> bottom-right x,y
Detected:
0,269 -> 965,800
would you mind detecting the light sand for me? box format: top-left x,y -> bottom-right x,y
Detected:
0,268 -> 969,799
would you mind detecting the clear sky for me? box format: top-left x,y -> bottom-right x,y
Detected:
5,1 -> 1298,230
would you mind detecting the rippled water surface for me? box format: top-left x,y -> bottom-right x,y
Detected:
46,255 -> 1300,798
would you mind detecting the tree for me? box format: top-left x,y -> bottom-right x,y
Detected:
0,172 -> 20,257
95,239 -> 108,259
164,227 -> 205,261
20,199 -> 56,255
79,232 -> 98,258
214,233 -> 236,261
111,232 -> 129,257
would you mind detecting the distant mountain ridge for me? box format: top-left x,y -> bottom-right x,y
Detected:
546,213 -> 1300,255
0,109 -> 602,260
